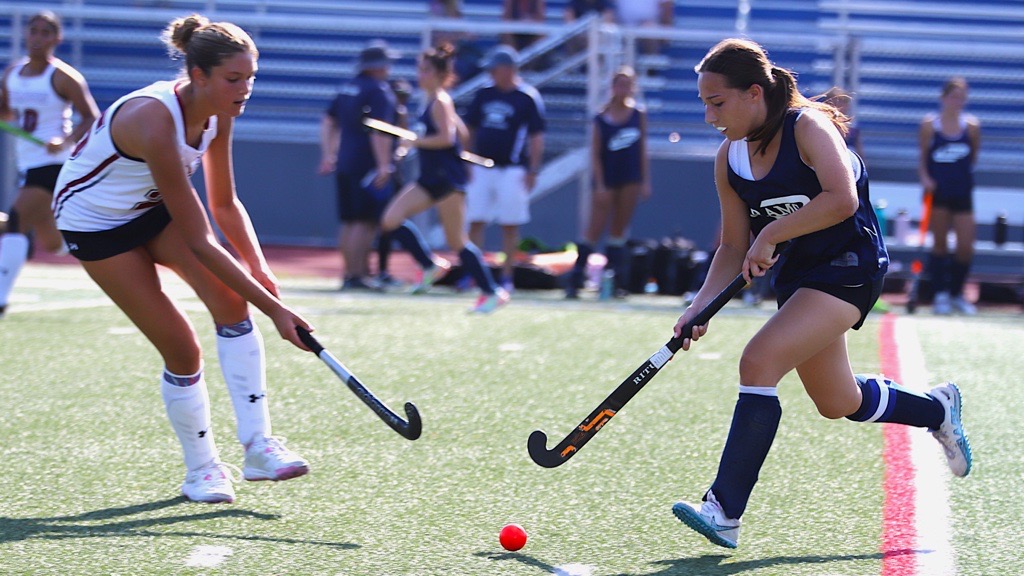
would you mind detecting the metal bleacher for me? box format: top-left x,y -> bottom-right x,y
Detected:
0,0 -> 1022,175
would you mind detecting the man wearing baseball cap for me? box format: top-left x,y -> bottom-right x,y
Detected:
463,45 -> 546,291
319,40 -> 399,290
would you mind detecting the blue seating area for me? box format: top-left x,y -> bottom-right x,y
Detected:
0,0 -> 1020,175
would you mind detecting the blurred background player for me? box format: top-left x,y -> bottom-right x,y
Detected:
918,77 -> 980,315
380,43 -> 508,313
0,10 -> 98,318
463,45 -> 546,292
53,14 -> 312,503
671,39 -> 970,549
566,67 -> 649,299
319,40 -> 399,291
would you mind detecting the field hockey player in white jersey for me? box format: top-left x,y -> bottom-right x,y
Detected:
53,14 -> 313,504
0,10 -> 99,318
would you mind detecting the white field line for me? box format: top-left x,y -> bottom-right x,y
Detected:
552,564 -> 595,576
894,317 -> 956,576
184,545 -> 233,568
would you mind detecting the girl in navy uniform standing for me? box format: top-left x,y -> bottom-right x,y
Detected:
918,77 -> 980,315
670,39 -> 971,549
380,44 -> 508,313
566,67 -> 649,299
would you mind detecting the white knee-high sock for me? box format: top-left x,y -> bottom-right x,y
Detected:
0,233 -> 30,307
216,318 -> 271,446
161,368 -> 219,471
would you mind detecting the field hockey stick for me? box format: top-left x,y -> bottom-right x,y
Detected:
296,327 -> 422,440
362,117 -> 495,168
528,273 -> 749,468
0,119 -> 47,146
906,190 -> 933,314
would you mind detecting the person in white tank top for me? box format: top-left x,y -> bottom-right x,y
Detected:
0,10 -> 98,317
53,14 -> 316,505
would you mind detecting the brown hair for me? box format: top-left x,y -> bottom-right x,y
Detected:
941,76 -> 969,96
28,10 -> 62,36
696,38 -> 847,156
420,42 -> 456,88
162,14 -> 258,76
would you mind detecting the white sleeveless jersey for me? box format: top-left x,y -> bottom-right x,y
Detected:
3,59 -> 72,171
53,80 -> 218,232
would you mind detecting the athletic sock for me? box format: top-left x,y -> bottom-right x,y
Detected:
390,221 -> 434,269
459,243 -> 498,294
0,233 -> 30,307
949,260 -> 971,297
161,368 -> 219,471
709,387 -> 782,520
927,253 -> 951,294
216,317 -> 271,446
569,242 -> 593,289
377,231 -> 393,276
605,237 -> 627,288
845,374 -> 945,429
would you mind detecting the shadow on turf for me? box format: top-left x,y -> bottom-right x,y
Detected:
0,496 -> 359,549
478,549 -> 919,575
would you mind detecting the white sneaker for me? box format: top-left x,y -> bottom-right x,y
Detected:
928,383 -> 973,477
672,490 -> 741,548
182,460 -> 239,503
243,436 -> 310,481
951,296 -> 977,315
933,291 -> 952,315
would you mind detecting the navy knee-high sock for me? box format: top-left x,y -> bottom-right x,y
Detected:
928,253 -> 951,294
570,242 -> 594,289
605,240 -> 626,288
709,388 -> 782,520
949,260 -> 971,297
377,232 -> 393,275
390,221 -> 434,269
459,243 -> 498,294
845,374 -> 944,429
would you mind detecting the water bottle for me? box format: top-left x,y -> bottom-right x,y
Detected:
873,199 -> 888,237
994,212 -> 1008,247
599,270 -> 615,301
894,209 -> 910,244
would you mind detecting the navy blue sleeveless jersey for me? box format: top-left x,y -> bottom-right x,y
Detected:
326,73 -> 396,176
595,108 -> 643,188
415,99 -> 467,193
926,115 -> 974,201
727,110 -> 888,293
463,82 -> 545,168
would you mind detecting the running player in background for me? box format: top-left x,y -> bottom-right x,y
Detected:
319,40 -> 399,291
565,66 -> 649,299
0,10 -> 99,318
670,39 -> 971,549
380,44 -> 509,313
919,77 -> 980,315
53,14 -> 312,503
463,45 -> 545,292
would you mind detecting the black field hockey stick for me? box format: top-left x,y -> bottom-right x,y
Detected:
528,273 -> 748,468
297,327 -> 422,440
362,117 -> 496,168
906,190 -> 933,314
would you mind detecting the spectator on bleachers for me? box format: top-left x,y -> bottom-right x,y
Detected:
429,0 -> 465,47
502,0 -> 547,54
919,77 -> 981,315
823,87 -> 863,158
564,0 -> 617,54
616,0 -> 674,55
464,45 -> 546,291
319,40 -> 400,291
566,66 -> 649,300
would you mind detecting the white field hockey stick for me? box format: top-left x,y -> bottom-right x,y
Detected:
362,117 -> 495,168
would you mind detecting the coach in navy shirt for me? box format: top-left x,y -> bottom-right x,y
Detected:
319,40 -> 398,290
463,45 -> 546,289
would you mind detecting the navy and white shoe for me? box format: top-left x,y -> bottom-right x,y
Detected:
672,490 -> 740,549
928,382 -> 972,477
